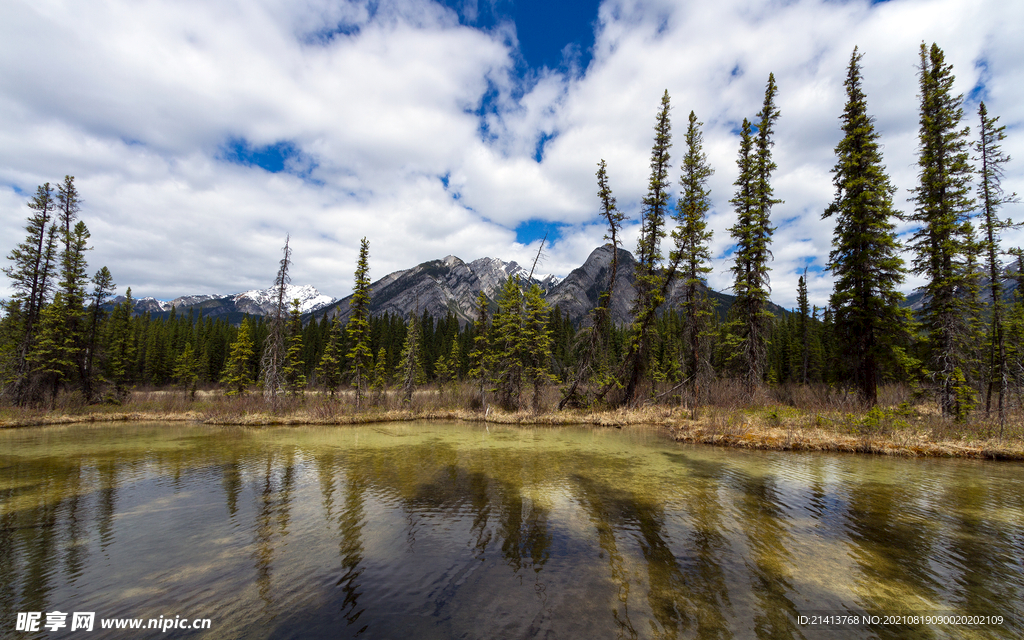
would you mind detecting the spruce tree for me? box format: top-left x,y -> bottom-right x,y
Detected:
316,317 -> 344,396
399,310 -> 424,404
346,238 -> 373,409
824,48 -> 909,404
796,272 -> 810,384
282,298 -> 306,395
174,342 -> 200,400
370,347 -> 388,405
28,292 -> 75,406
491,275 -> 525,410
522,283 -> 554,412
222,319 -> 256,396
561,159 -> 626,410
976,101 -> 1020,430
84,266 -> 116,401
909,42 -> 976,418
727,118 -> 770,387
622,90 -> 673,405
467,291 -> 490,402
3,183 -> 56,347
105,288 -> 136,402
673,110 -> 716,412
2,184 -> 59,402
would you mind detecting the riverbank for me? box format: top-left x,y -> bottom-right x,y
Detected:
3,393 -> 1022,460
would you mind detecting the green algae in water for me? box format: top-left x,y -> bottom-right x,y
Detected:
1,421 -> 1022,639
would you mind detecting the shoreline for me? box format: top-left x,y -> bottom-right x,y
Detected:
3,407 -> 1022,461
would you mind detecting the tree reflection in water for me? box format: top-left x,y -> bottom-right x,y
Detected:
1,423 -> 1023,639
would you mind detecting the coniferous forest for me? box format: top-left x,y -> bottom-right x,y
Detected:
2,44 -> 1022,443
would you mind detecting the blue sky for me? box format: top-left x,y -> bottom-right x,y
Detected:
1,0 -> 1022,308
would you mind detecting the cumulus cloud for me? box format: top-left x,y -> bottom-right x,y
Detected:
1,0 -> 1021,309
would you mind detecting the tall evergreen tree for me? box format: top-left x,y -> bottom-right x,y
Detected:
673,110 -> 716,412
561,159 -> 626,409
622,90 -> 673,405
174,342 -> 200,400
3,183 -> 56,345
909,42 -> 976,418
222,319 -> 256,396
491,276 -> 526,410
105,288 -> 136,401
467,291 -> 490,402
2,184 -> 59,402
399,309 -> 424,404
56,176 -> 81,256
84,266 -> 116,401
58,220 -> 91,385
976,101 -> 1020,430
282,298 -> 307,395
316,317 -> 344,396
727,117 -> 771,387
370,347 -> 388,405
346,238 -> 373,409
824,48 -> 909,404
522,283 -> 554,412
796,272 -> 810,384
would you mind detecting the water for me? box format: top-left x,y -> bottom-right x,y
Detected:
1,421 -> 1022,639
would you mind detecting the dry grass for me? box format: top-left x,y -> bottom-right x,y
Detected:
3,382 -> 1023,460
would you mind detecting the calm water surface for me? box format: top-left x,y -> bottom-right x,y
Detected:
1,421 -> 1022,639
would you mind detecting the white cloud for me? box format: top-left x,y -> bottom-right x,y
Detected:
1,0 -> 1022,311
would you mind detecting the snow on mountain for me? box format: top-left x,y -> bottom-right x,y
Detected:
234,284 -> 336,314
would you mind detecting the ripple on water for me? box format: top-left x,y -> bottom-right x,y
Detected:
2,421 -> 1023,639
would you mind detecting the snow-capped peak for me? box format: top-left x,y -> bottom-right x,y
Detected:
235,284 -> 335,314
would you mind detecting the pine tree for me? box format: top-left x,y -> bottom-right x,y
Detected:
282,298 -> 306,395
622,90 -> 673,405
174,342 -> 200,400
83,266 -> 116,401
347,238 -> 373,409
491,275 -> 526,410
222,319 -> 256,396
56,176 -> 81,256
370,347 -> 388,405
727,117 -> 770,386
824,48 -> 909,404
434,340 -> 460,400
58,220 -> 91,385
909,42 -> 976,419
399,310 -> 424,404
467,291 -> 490,402
316,317 -> 344,396
976,101 -> 1020,431
673,110 -> 716,412
561,159 -> 626,410
522,283 -> 554,412
796,272 -> 810,384
2,183 -> 59,402
28,292 -> 75,406
105,288 -> 136,402
3,183 -> 56,344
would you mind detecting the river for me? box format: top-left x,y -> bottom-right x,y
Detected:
1,421 -> 1022,638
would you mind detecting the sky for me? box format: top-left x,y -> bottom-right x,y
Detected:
1,0 -> 1022,310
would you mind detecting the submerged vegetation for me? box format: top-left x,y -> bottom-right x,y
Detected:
2,44 -> 1023,457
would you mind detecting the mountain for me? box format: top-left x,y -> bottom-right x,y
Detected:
316,244 -> 784,326
110,284 -> 335,321
314,255 -> 560,325
115,245 -> 791,326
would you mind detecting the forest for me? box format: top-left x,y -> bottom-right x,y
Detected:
1,44 -> 1021,438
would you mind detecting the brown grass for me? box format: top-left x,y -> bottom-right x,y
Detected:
2,382 -> 1023,460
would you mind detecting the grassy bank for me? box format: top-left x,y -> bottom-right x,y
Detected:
3,383 -> 1023,460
